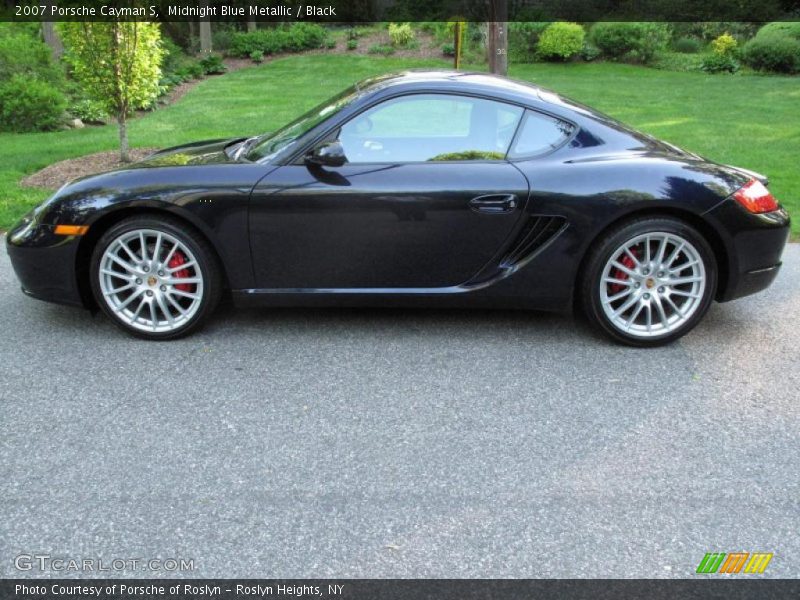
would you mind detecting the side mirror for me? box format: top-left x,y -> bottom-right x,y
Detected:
305,141 -> 347,168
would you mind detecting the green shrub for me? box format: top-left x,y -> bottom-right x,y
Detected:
161,37 -> 206,82
285,23 -> 328,51
324,38 -> 336,49
581,43 -> 601,61
419,21 -> 450,41
250,50 -> 264,63
368,44 -> 395,56
346,28 -> 361,41
68,98 -> 108,123
711,33 -> 737,57
441,42 -> 455,56
673,37 -> 702,53
754,22 -> 800,41
160,37 -> 186,73
670,22 -> 758,43
742,34 -> 800,73
508,22 -> 550,62
0,74 -> 66,132
211,26 -> 236,53
229,23 -> 327,58
590,22 -> 669,63
177,61 -> 205,80
590,22 -> 640,57
536,22 -> 584,60
388,23 -> 415,47
199,53 -> 227,75
346,40 -> 358,51
701,53 -> 739,73
0,27 -> 64,87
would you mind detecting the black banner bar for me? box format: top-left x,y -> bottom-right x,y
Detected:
2,579 -> 800,600
2,0 -> 800,22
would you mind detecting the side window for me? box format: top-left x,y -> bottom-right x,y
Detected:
508,111 -> 575,158
339,94 -> 523,164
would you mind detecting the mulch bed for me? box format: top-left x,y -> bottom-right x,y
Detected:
20,148 -> 158,190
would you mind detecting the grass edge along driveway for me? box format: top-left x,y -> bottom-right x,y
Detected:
1,55 -> 797,236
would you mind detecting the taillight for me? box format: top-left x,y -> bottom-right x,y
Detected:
733,179 -> 779,214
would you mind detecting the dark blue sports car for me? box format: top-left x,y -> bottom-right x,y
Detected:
7,71 -> 790,346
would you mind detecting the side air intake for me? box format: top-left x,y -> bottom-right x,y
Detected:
500,216 -> 567,268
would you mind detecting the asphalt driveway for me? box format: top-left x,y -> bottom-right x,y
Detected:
1,242 -> 798,578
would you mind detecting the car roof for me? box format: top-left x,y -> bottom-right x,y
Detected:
355,70 -> 549,107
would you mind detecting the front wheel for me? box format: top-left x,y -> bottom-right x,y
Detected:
581,217 -> 717,347
90,215 -> 222,340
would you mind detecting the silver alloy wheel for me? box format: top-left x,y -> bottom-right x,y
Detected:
599,232 -> 706,338
98,228 -> 204,333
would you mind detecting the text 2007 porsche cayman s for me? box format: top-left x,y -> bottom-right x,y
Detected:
7,71 -> 790,346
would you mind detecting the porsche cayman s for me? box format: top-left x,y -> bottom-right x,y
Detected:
7,71 -> 790,346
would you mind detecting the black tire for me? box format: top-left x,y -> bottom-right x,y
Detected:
90,214 -> 223,340
580,216 -> 717,347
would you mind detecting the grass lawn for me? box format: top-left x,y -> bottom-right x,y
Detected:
1,54 -> 798,236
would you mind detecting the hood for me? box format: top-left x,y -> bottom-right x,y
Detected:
132,138 -> 245,168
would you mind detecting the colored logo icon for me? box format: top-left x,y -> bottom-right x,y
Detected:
696,552 -> 773,574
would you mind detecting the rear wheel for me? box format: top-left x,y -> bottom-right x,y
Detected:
90,215 -> 222,340
581,217 -> 717,347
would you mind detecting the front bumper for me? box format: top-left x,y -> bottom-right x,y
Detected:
705,200 -> 791,302
5,214 -> 84,307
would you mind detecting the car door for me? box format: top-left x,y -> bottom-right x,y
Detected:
248,93 -> 530,290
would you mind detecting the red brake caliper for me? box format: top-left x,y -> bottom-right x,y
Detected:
609,249 -> 638,294
167,250 -> 192,292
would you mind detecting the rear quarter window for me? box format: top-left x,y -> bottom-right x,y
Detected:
508,111 -> 575,159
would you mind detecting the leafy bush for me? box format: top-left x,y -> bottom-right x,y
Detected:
711,33 -> 737,57
250,50 -> 264,63
347,40 -> 358,51
441,42 -> 455,56
590,22 -> 640,57
508,22 -> 550,62
211,26 -> 236,53
177,61 -> 205,80
536,22 -> 585,60
701,53 -> 739,73
0,74 -> 66,132
68,98 -> 108,123
673,37 -> 702,53
589,22 -> 670,63
742,35 -> 800,73
199,53 -> 227,75
0,27 -> 64,87
581,43 -> 601,61
229,23 -> 327,58
346,28 -> 361,41
160,37 -> 204,85
419,21 -> 450,41
671,22 -> 759,43
753,22 -> 800,41
388,23 -> 415,47
368,44 -> 395,56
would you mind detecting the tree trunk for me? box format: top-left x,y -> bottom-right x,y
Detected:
42,22 -> 63,59
118,114 -> 130,163
486,0 -> 508,75
199,0 -> 213,54
247,18 -> 257,33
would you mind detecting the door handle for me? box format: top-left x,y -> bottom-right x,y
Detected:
469,194 -> 518,214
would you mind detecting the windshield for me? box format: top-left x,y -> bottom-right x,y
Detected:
245,85 -> 362,162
